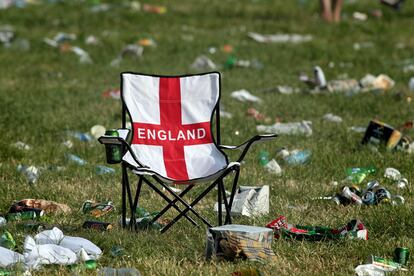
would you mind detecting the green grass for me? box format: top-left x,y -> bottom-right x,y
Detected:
1,0 -> 414,275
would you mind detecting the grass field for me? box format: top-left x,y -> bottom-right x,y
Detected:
1,0 -> 414,275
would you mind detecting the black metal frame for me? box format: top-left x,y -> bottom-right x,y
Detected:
99,72 -> 277,233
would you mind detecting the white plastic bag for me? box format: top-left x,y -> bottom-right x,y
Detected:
24,236 -> 77,269
35,227 -> 102,259
0,246 -> 24,268
215,185 -> 269,217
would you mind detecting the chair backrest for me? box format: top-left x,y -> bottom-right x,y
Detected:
121,72 -> 228,182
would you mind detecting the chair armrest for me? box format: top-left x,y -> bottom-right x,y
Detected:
98,128 -> 130,145
98,129 -> 148,168
219,133 -> 277,163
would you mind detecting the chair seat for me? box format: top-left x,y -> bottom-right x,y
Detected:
130,161 -> 241,185
123,143 -> 228,182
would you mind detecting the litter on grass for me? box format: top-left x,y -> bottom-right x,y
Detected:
266,216 -> 368,241
206,224 -> 276,262
11,199 -> 71,214
11,141 -> 31,151
231,90 -> 262,103
323,113 -> 343,123
190,55 -> 217,71
110,44 -> 143,67
17,165 -> 40,184
82,200 -> 115,218
248,32 -> 313,44
257,121 -> 312,136
215,186 -> 270,217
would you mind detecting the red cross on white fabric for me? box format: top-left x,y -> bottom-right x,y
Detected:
131,77 -> 213,180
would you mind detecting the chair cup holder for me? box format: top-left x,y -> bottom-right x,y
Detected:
105,144 -> 122,164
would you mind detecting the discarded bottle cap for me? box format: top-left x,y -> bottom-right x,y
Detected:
384,168 -> 401,181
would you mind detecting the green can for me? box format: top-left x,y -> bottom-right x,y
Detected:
5,210 -> 43,221
394,247 -> 409,266
105,129 -> 122,164
0,269 -> 11,276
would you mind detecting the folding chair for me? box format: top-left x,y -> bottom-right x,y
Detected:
99,72 -> 277,233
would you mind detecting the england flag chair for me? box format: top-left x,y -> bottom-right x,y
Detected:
99,72 -> 277,233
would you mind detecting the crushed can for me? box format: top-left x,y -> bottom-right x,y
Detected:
374,186 -> 392,204
362,191 -> 375,205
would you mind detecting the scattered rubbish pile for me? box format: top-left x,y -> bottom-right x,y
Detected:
355,247 -> 409,275
0,227 -> 101,270
266,216 -> 368,241
300,66 -> 396,95
44,32 -> 92,64
323,167 -> 407,206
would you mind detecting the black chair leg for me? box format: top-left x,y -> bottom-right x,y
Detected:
160,181 -> 217,233
225,168 -> 240,224
217,181 -> 222,226
121,164 -> 129,228
143,178 -> 199,226
131,177 -> 143,230
218,180 -> 232,225
149,184 -> 195,225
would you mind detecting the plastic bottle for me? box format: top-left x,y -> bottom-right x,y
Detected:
96,165 -> 115,175
66,154 -> 87,165
258,150 -> 270,166
284,150 -> 311,165
69,131 -> 92,142
17,165 -> 39,184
